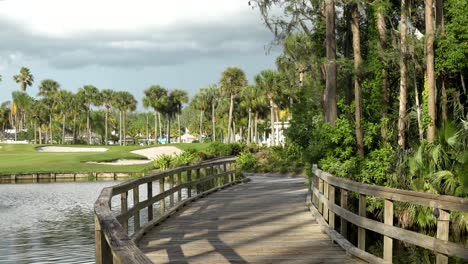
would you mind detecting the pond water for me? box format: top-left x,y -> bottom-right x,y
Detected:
0,181 -> 120,264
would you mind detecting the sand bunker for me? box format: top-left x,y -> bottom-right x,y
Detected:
36,146 -> 108,152
88,146 -> 183,166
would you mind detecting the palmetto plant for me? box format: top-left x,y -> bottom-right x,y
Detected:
402,122 -> 468,236
101,89 -> 115,145
77,85 -> 101,144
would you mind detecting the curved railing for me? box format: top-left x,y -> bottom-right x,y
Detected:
308,165 -> 468,264
94,157 -> 241,264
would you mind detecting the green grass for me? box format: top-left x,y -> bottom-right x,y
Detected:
0,143 -> 210,174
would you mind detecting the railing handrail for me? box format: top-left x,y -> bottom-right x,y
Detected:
94,157 -> 238,264
313,165 -> 468,212
309,165 -> 468,264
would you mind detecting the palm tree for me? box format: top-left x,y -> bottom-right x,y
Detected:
77,85 -> 101,144
114,91 -> 137,145
101,89 -> 115,145
13,67 -> 34,93
205,84 -> 219,141
191,89 -> 210,142
11,92 -> 33,141
255,70 -> 280,146
56,90 -> 73,144
171,89 -> 189,143
69,92 -> 85,144
240,85 -> 258,144
38,79 -> 60,143
219,67 -> 247,143
143,85 -> 168,144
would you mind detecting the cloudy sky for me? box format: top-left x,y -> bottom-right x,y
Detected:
0,0 -> 279,107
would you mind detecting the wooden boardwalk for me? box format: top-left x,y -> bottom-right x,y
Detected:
138,175 -> 360,263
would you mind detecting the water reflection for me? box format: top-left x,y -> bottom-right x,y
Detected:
0,181 -> 120,264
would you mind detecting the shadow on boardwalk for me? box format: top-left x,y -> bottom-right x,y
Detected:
138,175 -> 361,263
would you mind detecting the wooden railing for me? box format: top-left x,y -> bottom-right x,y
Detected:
94,157 -> 241,264
308,165 -> 468,264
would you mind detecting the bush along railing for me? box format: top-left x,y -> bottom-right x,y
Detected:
307,165 -> 468,264
94,157 -> 242,264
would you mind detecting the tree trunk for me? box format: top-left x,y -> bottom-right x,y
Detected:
377,7 -> 389,142
247,108 -> 252,144
166,116 -> 171,144
255,112 -> 258,144
232,121 -> 236,143
87,109 -> 90,144
34,121 -> 37,144
324,0 -> 337,126
441,74 -> 447,123
227,94 -> 234,143
398,0 -> 408,149
414,73 -> 424,142
351,4 -> 364,156
154,111 -> 158,144
119,110 -> 122,146
270,98 -> 275,146
123,111 -> 127,146
343,5 -> 353,106
49,115 -> 53,144
435,0 -> 444,33
73,115 -> 77,144
178,114 -> 181,143
461,73 -> 466,94
39,126 -> 42,144
62,115 -> 66,144
199,110 -> 204,142
105,107 -> 109,145
425,0 -> 436,143
146,113 -> 149,143
212,103 -> 216,142
158,112 -> 162,139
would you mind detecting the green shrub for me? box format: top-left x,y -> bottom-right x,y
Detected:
173,151 -> 196,167
206,142 -> 231,157
236,152 -> 258,172
153,154 -> 175,170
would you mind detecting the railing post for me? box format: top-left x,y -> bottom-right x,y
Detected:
121,192 -> 128,234
187,170 -> 192,198
436,209 -> 450,264
318,178 -> 324,214
133,186 -> 140,232
223,163 -> 228,183
196,168 -> 201,194
358,194 -> 366,251
329,185 -> 335,228
177,172 -> 182,202
384,199 -> 393,262
323,181 -> 329,222
147,182 -> 153,222
340,189 -> 348,239
169,173 -> 174,207
159,177 -> 165,214
95,214 -> 113,264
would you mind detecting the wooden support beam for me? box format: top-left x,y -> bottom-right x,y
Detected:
436,209 -> 450,264
340,189 -> 348,239
324,182 -> 329,222
177,172 -> 182,202
133,186 -> 140,232
384,199 -> 393,262
187,170 -> 192,198
318,178 -> 324,214
169,174 -> 174,207
358,194 -> 366,251
159,177 -> 165,214
121,191 -> 128,234
329,185 -> 335,229
94,214 -> 113,264
147,182 -> 153,222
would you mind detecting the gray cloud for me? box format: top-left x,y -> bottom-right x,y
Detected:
0,16 -> 274,69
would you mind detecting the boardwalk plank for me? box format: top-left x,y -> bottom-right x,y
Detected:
139,175 -> 361,263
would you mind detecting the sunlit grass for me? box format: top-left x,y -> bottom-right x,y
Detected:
0,143 -> 209,174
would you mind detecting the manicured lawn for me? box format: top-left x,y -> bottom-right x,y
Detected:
0,143 -> 210,174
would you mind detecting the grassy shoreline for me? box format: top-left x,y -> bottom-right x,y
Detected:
0,143 -> 209,174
